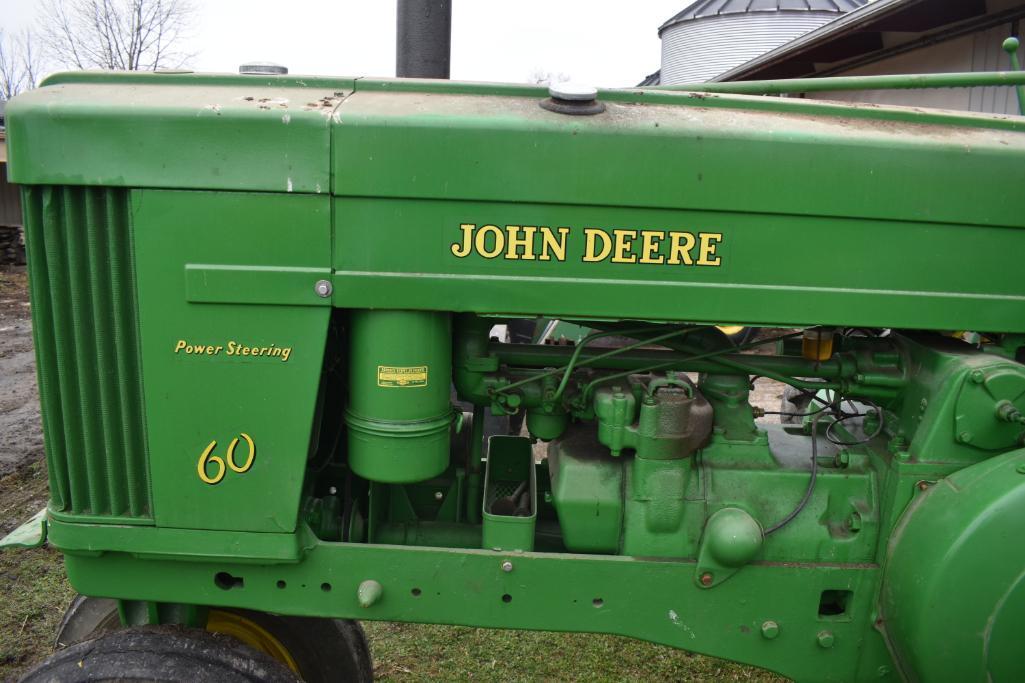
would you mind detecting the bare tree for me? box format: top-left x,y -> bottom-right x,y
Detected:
0,29 -> 43,99
528,68 -> 571,86
39,0 -> 195,72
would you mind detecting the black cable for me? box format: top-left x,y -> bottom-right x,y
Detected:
764,410 -> 825,535
763,397 -> 884,535
824,401 -> 885,446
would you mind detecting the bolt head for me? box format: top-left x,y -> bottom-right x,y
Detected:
970,369 -> 985,384
434,491 -> 444,500
958,431 -> 973,444
501,561 -> 513,573
917,481 -> 929,491
760,620 -> 780,639
699,572 -> 714,587
314,279 -> 333,298
817,630 -> 835,648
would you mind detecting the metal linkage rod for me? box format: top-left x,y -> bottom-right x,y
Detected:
644,71 -> 1025,96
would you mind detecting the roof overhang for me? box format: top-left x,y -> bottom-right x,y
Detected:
713,0 -> 1015,81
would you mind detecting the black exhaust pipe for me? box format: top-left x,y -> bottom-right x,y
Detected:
396,0 -> 452,79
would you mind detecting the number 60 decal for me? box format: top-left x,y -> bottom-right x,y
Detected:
197,433 -> 256,485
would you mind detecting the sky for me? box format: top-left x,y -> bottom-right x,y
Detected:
3,1 -> 687,88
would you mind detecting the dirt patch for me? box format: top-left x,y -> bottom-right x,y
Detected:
0,267 -> 43,478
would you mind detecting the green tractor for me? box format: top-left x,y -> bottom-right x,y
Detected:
5,32 -> 1025,683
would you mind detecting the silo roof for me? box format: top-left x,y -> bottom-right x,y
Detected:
660,0 -> 866,33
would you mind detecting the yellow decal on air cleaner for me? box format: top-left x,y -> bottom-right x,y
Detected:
197,433 -> 256,485
173,340 -> 292,361
450,223 -> 723,266
377,365 -> 429,388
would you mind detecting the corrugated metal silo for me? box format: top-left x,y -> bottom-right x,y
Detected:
659,0 -> 865,85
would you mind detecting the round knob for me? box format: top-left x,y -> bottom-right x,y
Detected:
548,82 -> 598,101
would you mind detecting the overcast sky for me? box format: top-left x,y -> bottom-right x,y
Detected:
4,1 -> 687,87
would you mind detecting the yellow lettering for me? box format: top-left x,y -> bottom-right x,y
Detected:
639,231 -> 666,264
611,230 -> 638,263
697,232 -> 723,266
281,347 -> 292,362
226,433 -> 256,473
475,224 -> 505,259
197,440 -> 225,485
539,227 -> 569,261
583,228 -> 612,262
505,225 -> 537,260
174,340 -> 186,353
667,232 -> 697,265
451,223 -> 474,257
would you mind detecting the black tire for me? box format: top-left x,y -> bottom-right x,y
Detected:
53,596 -> 373,683
220,609 -> 373,683
21,625 -> 300,683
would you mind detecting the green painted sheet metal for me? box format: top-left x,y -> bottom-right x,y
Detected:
331,197 -> 1025,332
0,509 -> 47,549
332,86 -> 1025,227
132,189 -> 331,532
6,71 -> 352,193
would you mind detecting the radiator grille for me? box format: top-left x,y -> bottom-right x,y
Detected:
22,186 -> 151,520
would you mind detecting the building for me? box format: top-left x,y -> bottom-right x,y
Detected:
718,0 -> 1025,115
644,0 -> 1025,117
650,0 -> 867,85
0,101 -> 26,265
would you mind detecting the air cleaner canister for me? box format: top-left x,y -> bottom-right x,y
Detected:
346,310 -> 453,483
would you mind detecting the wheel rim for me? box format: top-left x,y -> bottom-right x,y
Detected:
206,609 -> 301,675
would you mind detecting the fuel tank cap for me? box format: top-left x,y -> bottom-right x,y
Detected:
540,82 -> 605,116
548,83 -> 597,101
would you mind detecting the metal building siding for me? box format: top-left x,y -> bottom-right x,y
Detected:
660,13 -> 842,84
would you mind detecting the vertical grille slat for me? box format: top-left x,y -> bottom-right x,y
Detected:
107,189 -> 149,517
63,186 -> 108,514
22,189 -> 69,511
23,185 -> 152,520
85,189 -> 126,516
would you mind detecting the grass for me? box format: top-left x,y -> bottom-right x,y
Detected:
0,461 -> 76,679
364,622 -> 783,681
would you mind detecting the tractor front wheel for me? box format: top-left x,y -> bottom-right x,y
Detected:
51,596 -> 373,682
22,625 -> 300,682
